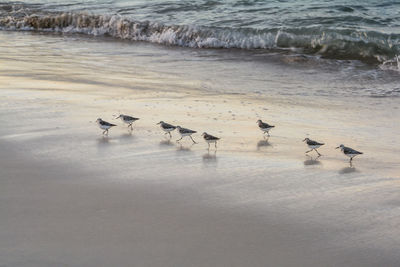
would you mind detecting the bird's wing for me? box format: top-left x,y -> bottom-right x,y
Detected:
344,147 -> 362,154
181,128 -> 196,133
260,122 -> 273,128
308,140 -> 324,146
123,115 -> 139,121
101,121 -> 116,127
205,134 -> 219,140
162,123 -> 176,129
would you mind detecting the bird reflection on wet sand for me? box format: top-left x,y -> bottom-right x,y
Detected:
176,143 -> 194,153
97,136 -> 110,146
117,132 -> 135,143
304,155 -> 321,166
339,166 -> 357,174
159,139 -> 174,147
203,151 -> 217,164
257,138 -> 272,150
120,132 -> 133,138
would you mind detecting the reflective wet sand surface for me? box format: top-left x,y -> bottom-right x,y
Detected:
1,31 -> 399,267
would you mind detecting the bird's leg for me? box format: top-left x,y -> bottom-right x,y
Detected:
105,129 -> 109,136
190,136 -> 197,144
176,136 -> 183,142
129,123 -> 133,130
168,132 -> 172,138
207,143 -> 210,150
215,142 -> 217,149
305,149 -> 313,153
102,130 -> 107,135
315,149 -> 321,156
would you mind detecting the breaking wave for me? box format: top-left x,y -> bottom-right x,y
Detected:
0,8 -> 399,64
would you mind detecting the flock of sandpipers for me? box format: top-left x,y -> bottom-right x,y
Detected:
96,114 -> 363,165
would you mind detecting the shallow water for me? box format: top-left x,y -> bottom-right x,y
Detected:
1,30 -> 400,100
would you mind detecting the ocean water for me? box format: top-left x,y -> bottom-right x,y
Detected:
0,0 -> 399,97
1,0 -> 399,62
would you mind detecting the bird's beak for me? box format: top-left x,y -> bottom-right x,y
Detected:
302,139 -> 306,142
156,122 -> 160,125
115,115 -> 120,119
335,146 -> 339,149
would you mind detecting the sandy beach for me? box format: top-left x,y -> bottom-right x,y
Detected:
1,30 -> 400,267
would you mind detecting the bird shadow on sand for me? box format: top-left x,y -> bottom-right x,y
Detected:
304,155 -> 322,166
257,138 -> 272,150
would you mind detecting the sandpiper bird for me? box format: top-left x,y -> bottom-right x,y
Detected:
257,119 -> 275,137
336,144 -> 363,163
303,138 -> 324,156
116,114 -> 139,130
176,126 -> 197,143
96,118 -> 116,135
157,121 -> 176,138
202,132 -> 220,149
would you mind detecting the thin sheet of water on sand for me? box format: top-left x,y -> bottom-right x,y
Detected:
0,31 -> 400,267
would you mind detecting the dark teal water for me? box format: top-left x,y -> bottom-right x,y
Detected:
0,0 -> 399,64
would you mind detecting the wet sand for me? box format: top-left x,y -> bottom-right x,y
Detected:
1,31 -> 400,266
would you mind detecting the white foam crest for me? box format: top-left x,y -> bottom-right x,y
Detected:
0,13 -> 279,49
379,55 -> 400,72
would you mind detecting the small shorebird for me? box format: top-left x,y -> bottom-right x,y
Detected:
303,138 -> 324,156
336,144 -> 363,164
176,126 -> 197,143
116,114 -> 139,130
157,121 -> 176,138
201,132 -> 220,149
96,118 -> 116,135
257,119 -> 275,137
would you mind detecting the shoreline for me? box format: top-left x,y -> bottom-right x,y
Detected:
1,83 -> 398,176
